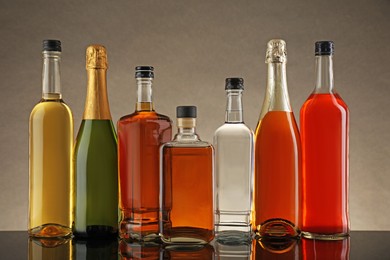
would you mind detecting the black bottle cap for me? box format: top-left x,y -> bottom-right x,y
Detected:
176,106 -> 197,118
225,78 -> 244,90
315,41 -> 334,56
42,39 -> 61,52
135,66 -> 154,78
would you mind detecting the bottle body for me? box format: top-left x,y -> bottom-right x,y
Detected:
254,40 -> 301,238
29,40 -> 73,238
74,45 -> 118,238
300,42 -> 349,239
118,111 -> 172,241
214,79 -> 253,243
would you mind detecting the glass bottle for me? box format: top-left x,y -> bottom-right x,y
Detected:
254,39 -> 301,238
74,45 -> 118,238
214,78 -> 253,243
29,40 -> 73,238
300,41 -> 350,239
160,106 -> 214,244
118,66 -> 172,241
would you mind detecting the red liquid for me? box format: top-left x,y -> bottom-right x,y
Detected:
300,93 -> 349,235
117,111 -> 172,240
302,238 -> 350,260
254,111 -> 301,238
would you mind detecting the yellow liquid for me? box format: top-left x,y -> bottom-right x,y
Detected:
29,96 -> 73,238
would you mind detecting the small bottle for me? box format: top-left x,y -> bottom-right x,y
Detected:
29,40 -> 73,238
300,41 -> 350,239
73,45 -> 118,238
214,78 -> 253,243
160,106 -> 214,244
117,66 -> 172,241
254,39 -> 301,238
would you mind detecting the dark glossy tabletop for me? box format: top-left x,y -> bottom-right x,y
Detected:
0,231 -> 388,259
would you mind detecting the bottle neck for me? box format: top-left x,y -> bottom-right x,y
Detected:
42,51 -> 62,99
174,118 -> 199,141
225,90 -> 243,123
83,68 -> 112,120
259,62 -> 291,120
314,55 -> 334,93
136,78 -> 154,111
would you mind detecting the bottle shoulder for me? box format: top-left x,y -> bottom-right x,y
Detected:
163,139 -> 213,149
301,93 -> 349,114
118,110 -> 172,124
30,99 -> 73,119
214,123 -> 253,137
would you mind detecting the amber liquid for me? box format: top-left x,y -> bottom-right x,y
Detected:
251,238 -> 299,260
300,93 -> 349,236
118,110 -> 171,240
254,111 -> 301,238
161,146 -> 214,244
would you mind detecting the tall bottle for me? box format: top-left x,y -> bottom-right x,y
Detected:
300,41 -> 350,239
160,106 -> 214,244
29,40 -> 73,238
254,39 -> 301,238
214,78 -> 253,243
74,45 -> 118,238
118,66 -> 172,241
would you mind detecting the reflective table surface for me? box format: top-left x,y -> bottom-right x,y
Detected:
0,231 -> 388,259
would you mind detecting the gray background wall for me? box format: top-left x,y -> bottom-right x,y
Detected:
0,0 -> 389,231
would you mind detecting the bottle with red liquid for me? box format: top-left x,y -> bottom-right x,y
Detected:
117,66 -> 172,241
300,41 -> 350,240
254,39 -> 301,239
301,237 -> 350,260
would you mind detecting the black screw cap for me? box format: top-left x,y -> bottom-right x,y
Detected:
43,40 -> 61,52
177,106 -> 197,118
225,78 -> 244,90
315,41 -> 334,56
135,66 -> 154,78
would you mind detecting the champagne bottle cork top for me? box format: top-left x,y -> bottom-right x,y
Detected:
265,39 -> 287,63
86,45 -> 108,69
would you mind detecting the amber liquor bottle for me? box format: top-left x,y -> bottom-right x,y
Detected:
160,106 -> 214,244
118,66 -> 172,241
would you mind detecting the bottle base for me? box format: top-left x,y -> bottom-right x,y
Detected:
161,227 -> 214,245
256,218 -> 299,239
119,211 -> 160,242
29,223 -> 72,238
301,231 -> 349,240
73,225 -> 118,239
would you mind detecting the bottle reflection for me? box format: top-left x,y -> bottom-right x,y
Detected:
301,237 -> 350,260
28,237 -> 72,260
251,238 -> 299,260
73,238 -> 118,260
163,244 -> 214,260
214,240 -> 251,259
119,240 -> 162,259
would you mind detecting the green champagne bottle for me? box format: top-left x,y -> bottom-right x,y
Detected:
73,45 -> 118,238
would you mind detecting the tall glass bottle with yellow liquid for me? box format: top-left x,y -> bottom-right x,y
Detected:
73,45 -> 118,238
254,39 -> 301,239
29,40 -> 73,238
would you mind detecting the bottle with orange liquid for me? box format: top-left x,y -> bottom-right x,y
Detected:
300,41 -> 349,240
160,106 -> 214,244
254,39 -> 301,238
117,66 -> 172,241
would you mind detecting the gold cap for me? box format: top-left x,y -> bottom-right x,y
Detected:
86,45 -> 108,69
265,39 -> 287,63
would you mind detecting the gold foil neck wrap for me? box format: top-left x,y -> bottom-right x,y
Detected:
177,118 -> 196,128
86,45 -> 108,69
265,39 -> 287,63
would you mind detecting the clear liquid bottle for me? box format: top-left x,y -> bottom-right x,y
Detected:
254,39 -> 301,238
160,106 -> 214,244
118,66 -> 172,241
214,78 -> 253,243
300,41 -> 350,239
73,45 -> 118,238
29,40 -> 73,238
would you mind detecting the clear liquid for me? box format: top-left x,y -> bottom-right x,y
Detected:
214,123 -> 253,243
29,98 -> 73,238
